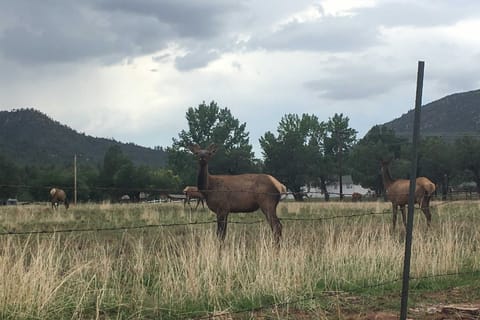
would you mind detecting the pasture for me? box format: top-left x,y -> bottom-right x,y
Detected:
0,200 -> 479,319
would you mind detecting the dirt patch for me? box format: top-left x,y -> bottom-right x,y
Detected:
226,287 -> 480,320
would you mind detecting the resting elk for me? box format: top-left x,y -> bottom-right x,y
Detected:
189,144 -> 285,244
380,160 -> 435,230
50,188 -> 70,210
183,186 -> 205,209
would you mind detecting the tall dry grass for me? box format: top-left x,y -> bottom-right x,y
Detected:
0,200 -> 479,318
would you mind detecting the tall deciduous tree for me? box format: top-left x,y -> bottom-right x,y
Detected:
349,125 -> 407,195
168,101 -> 257,185
260,113 -> 328,200
99,145 -> 132,200
454,136 -> 480,194
325,113 -> 357,199
418,137 -> 455,199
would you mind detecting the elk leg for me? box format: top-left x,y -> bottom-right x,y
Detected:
261,206 -> 282,245
216,212 -> 229,241
421,194 -> 432,227
400,205 -> 407,227
195,198 -> 200,210
392,204 -> 398,230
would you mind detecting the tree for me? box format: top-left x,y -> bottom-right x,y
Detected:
349,125 -> 408,195
149,168 -> 182,193
99,145 -> 132,200
168,101 -> 257,185
418,137 -> 455,199
325,113 -> 357,199
26,164 -> 73,202
113,161 -> 136,199
75,164 -> 100,202
260,113 -> 328,200
454,136 -> 480,194
0,154 -> 22,200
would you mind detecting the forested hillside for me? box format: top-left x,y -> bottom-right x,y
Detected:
0,108 -> 167,167
383,89 -> 480,139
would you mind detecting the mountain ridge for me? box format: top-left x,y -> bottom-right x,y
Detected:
383,89 -> 480,138
0,108 -> 167,167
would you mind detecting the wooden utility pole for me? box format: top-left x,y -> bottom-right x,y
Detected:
74,154 -> 77,205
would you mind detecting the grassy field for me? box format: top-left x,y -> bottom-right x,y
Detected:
0,200 -> 479,319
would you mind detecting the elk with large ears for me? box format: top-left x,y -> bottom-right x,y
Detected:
189,143 -> 285,244
380,160 -> 434,230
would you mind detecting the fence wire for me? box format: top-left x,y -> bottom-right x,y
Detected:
0,197 -> 478,236
0,197 -> 479,318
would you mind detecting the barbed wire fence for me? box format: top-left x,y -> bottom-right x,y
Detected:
0,186 -> 479,318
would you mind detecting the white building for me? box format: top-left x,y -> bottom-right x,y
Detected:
285,175 -> 373,200
324,175 -> 372,198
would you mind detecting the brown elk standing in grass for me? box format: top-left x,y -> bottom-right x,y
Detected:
380,160 -> 435,230
189,144 -> 285,244
183,186 -> 205,209
50,188 -> 69,210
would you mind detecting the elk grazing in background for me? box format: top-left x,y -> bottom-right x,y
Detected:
380,160 -> 435,230
189,144 -> 285,244
183,186 -> 205,209
50,188 -> 69,210
351,192 -> 362,202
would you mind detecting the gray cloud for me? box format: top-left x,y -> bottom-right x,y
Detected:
247,1 -> 480,53
174,50 -> 220,71
0,0 -> 244,66
304,57 -> 412,100
250,13 -> 380,52
94,0 -> 244,39
2,0 -> 479,71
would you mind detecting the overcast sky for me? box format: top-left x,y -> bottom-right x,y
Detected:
1,0 -> 480,158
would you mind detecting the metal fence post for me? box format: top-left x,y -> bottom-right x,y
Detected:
400,61 -> 425,320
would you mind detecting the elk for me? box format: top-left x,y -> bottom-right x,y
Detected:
189,143 -> 284,244
49,188 -> 69,210
183,186 -> 205,209
380,160 -> 434,230
351,192 -> 362,202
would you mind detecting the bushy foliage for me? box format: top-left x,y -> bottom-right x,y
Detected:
168,101 -> 258,186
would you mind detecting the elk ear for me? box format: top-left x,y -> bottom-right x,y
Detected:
188,144 -> 201,154
207,143 -> 218,155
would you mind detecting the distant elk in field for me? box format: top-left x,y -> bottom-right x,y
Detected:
351,192 -> 362,202
380,160 -> 435,230
293,191 -> 310,201
183,186 -> 205,209
189,143 -> 285,244
50,188 -> 69,210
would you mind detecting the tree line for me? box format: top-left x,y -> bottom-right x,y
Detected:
1,101 -> 479,203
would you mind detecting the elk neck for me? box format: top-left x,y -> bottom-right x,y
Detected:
197,161 -> 210,193
381,165 -> 395,190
